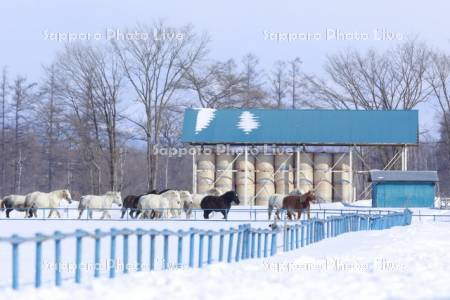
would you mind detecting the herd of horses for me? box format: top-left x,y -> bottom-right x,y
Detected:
0,188 -> 316,221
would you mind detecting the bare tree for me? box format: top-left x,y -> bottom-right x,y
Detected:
184,59 -> 244,108
428,51 -> 450,181
305,41 -> 431,110
10,76 -> 36,193
0,67 -> 8,195
240,53 -> 267,107
269,60 -> 288,108
36,64 -> 66,191
113,21 -> 208,190
287,57 -> 304,109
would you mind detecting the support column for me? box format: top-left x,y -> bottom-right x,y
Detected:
192,148 -> 197,194
296,147 -> 300,190
244,146 -> 249,207
401,145 -> 408,171
349,147 -> 354,202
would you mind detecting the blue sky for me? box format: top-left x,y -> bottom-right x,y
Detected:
1,0 -> 449,135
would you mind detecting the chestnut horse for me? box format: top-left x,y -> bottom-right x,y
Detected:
282,190 -> 316,220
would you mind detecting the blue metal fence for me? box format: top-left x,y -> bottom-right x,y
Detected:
0,209 -> 412,290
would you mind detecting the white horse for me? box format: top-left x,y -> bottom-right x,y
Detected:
78,191 -> 122,219
179,190 -> 193,219
160,190 -> 182,218
1,195 -> 29,218
207,188 -> 223,196
137,194 -> 169,219
25,190 -> 72,218
268,189 -> 304,220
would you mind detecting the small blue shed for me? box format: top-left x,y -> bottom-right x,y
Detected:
369,170 -> 439,208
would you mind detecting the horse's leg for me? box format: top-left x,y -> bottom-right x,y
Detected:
120,207 -> 126,219
203,210 -> 210,219
57,210 -> 61,218
77,208 -> 84,219
307,207 -> 310,220
298,210 -> 302,220
6,208 -> 12,218
268,205 -> 272,220
48,209 -> 53,218
89,210 -> 93,219
222,209 -> 228,220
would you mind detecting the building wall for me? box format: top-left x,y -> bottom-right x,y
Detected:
372,182 -> 436,207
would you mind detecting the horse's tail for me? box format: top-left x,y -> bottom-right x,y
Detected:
0,197 -> 4,212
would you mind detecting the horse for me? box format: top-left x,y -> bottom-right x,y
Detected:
121,190 -> 158,219
268,189 -> 304,220
25,190 -> 72,218
282,190 -> 316,220
78,191 -> 122,219
200,190 -> 240,220
179,190 -> 194,219
1,195 -> 32,218
137,194 -> 170,219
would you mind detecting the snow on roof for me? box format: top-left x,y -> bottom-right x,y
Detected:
369,170 -> 439,182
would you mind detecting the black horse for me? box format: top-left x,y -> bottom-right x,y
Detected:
121,189 -> 171,219
200,191 -> 240,220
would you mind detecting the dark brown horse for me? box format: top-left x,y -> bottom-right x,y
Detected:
282,190 -> 316,220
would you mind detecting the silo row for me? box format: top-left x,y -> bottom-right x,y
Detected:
196,152 -> 352,205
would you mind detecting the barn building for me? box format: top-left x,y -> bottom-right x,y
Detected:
181,108 -> 419,206
369,170 -> 439,208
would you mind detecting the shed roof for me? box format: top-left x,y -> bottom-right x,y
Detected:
181,108 -> 418,145
369,170 -> 439,182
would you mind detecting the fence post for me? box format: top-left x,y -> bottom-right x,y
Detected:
54,231 -> 63,286
11,235 -> 22,290
270,229 -> 277,256
94,229 -> 101,278
263,231 -> 269,257
189,228 -> 195,268
219,229 -> 225,262
149,231 -> 156,271
257,230 -> 262,258
35,233 -> 44,288
136,228 -> 144,272
75,229 -> 84,283
290,226 -> 295,250
227,228 -> 234,263
177,230 -> 184,268
123,229 -> 131,274
235,225 -> 242,262
163,230 -> 170,270
198,231 -> 205,268
109,228 -> 117,278
207,230 -> 213,265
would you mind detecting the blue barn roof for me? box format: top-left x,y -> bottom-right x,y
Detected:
181,109 -> 418,145
369,170 -> 439,183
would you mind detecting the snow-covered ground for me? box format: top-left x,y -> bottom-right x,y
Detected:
0,200 -> 450,299
1,220 -> 449,300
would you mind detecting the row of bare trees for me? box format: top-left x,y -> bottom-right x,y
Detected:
1,21 -> 450,197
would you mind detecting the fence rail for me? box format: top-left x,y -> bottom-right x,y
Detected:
0,209 -> 412,290
0,207 -> 400,222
